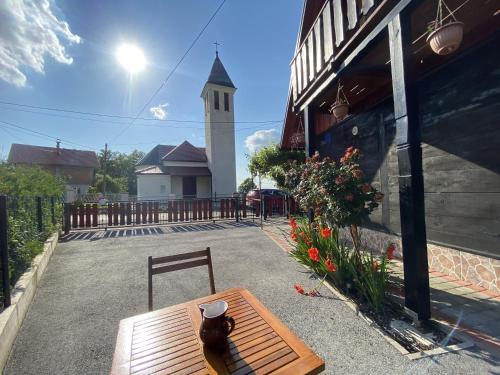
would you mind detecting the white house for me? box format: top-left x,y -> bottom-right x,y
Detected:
136,52 -> 237,200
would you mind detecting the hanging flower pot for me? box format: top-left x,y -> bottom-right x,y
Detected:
427,21 -> 464,55
330,82 -> 349,121
330,103 -> 349,121
427,0 -> 464,56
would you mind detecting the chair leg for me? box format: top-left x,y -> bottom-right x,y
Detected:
148,256 -> 153,311
206,247 -> 216,294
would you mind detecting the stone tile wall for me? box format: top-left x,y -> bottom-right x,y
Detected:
340,227 -> 500,293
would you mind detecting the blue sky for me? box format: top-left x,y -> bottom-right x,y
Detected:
0,0 -> 303,187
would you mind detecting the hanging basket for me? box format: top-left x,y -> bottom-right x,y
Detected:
330,81 -> 350,121
330,102 -> 349,121
427,0 -> 464,56
427,21 -> 464,55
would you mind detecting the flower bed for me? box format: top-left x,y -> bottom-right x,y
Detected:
284,147 -> 463,355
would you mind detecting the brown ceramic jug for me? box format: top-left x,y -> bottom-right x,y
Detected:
199,300 -> 235,350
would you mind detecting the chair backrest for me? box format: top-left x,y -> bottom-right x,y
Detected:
148,247 -> 215,311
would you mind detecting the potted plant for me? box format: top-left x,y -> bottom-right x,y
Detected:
330,82 -> 349,121
426,0 -> 464,56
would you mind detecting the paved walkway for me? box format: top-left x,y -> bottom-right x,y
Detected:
4,222 -> 499,374
262,219 -> 500,353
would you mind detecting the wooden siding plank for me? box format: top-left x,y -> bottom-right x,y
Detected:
361,0 -> 374,15
296,56 -> 302,94
291,60 -> 297,101
314,18 -> 323,73
347,0 -> 358,29
333,0 -> 345,47
322,1 -> 334,62
307,33 -> 315,82
301,47 -> 308,90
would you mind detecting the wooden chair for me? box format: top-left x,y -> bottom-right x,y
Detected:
148,247 -> 216,311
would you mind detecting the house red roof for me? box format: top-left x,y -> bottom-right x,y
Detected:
8,143 -> 99,168
161,141 -> 207,162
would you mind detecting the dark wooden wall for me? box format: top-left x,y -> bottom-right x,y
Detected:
317,35 -> 500,258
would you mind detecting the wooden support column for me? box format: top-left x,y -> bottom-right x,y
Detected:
303,105 -> 316,157
388,12 -> 430,321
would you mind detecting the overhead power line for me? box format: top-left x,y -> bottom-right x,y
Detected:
0,119 -> 98,151
109,0 -> 227,144
0,100 -> 282,124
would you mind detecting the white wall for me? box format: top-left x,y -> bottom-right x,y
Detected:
137,175 -> 171,200
171,176 -> 183,198
196,176 -> 211,198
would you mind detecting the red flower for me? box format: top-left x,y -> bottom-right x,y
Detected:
289,218 -> 298,229
306,240 -> 313,247
291,232 -> 298,242
320,227 -> 332,239
386,244 -> 395,260
335,176 -> 345,185
308,290 -> 318,297
325,258 -> 337,273
308,247 -> 320,262
294,283 -> 305,295
361,184 -> 371,193
345,193 -> 354,202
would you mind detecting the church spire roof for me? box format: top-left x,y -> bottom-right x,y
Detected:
206,53 -> 235,88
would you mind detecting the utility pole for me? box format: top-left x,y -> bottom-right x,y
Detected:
102,143 -> 108,197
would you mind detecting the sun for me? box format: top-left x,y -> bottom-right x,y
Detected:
116,43 -> 146,74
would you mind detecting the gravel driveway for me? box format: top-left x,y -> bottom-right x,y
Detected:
4,222 -> 499,374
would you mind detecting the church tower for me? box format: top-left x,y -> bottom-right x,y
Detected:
201,52 -> 237,197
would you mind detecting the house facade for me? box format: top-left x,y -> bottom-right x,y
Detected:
8,142 -> 99,202
280,0 -> 500,317
136,52 -> 237,200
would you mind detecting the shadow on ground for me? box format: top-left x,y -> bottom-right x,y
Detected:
60,221 -> 258,242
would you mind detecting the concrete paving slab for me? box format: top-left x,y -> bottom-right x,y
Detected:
5,224 -> 499,375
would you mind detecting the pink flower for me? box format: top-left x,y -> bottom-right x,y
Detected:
345,194 -> 354,202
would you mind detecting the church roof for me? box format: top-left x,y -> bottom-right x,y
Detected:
137,143 -> 206,165
206,53 -> 235,88
162,141 -> 207,162
136,165 -> 211,176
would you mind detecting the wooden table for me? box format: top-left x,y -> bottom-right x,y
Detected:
111,288 -> 324,375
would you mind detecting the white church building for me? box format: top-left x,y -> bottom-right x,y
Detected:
136,52 -> 237,200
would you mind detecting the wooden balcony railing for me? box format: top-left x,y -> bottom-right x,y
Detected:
291,0 -> 388,106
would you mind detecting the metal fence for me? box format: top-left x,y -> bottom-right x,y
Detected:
64,195 -> 298,232
1,195 -> 62,309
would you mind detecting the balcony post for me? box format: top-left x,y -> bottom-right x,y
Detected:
388,11 -> 430,320
304,105 -> 316,157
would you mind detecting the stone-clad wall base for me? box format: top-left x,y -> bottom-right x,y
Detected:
339,227 -> 500,293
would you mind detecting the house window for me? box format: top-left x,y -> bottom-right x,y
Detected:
224,92 -> 229,111
214,90 -> 220,110
160,185 -> 166,193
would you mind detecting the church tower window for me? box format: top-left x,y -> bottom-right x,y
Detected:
224,92 -> 229,111
214,90 -> 220,110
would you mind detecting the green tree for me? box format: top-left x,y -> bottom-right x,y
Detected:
0,163 -> 65,196
238,177 -> 256,194
248,144 -> 305,191
95,149 -> 145,194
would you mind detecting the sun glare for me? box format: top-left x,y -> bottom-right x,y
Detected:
116,43 -> 146,74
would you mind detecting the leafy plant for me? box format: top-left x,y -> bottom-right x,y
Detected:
238,177 -> 256,194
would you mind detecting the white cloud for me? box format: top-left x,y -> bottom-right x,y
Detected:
150,103 -> 168,120
0,0 -> 81,87
244,129 -> 279,154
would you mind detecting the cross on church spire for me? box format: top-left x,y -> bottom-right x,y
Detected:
214,41 -> 221,56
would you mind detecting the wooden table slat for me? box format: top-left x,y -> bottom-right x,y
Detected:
111,288 -> 324,375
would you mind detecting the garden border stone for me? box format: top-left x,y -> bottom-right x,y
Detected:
0,230 -> 59,373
